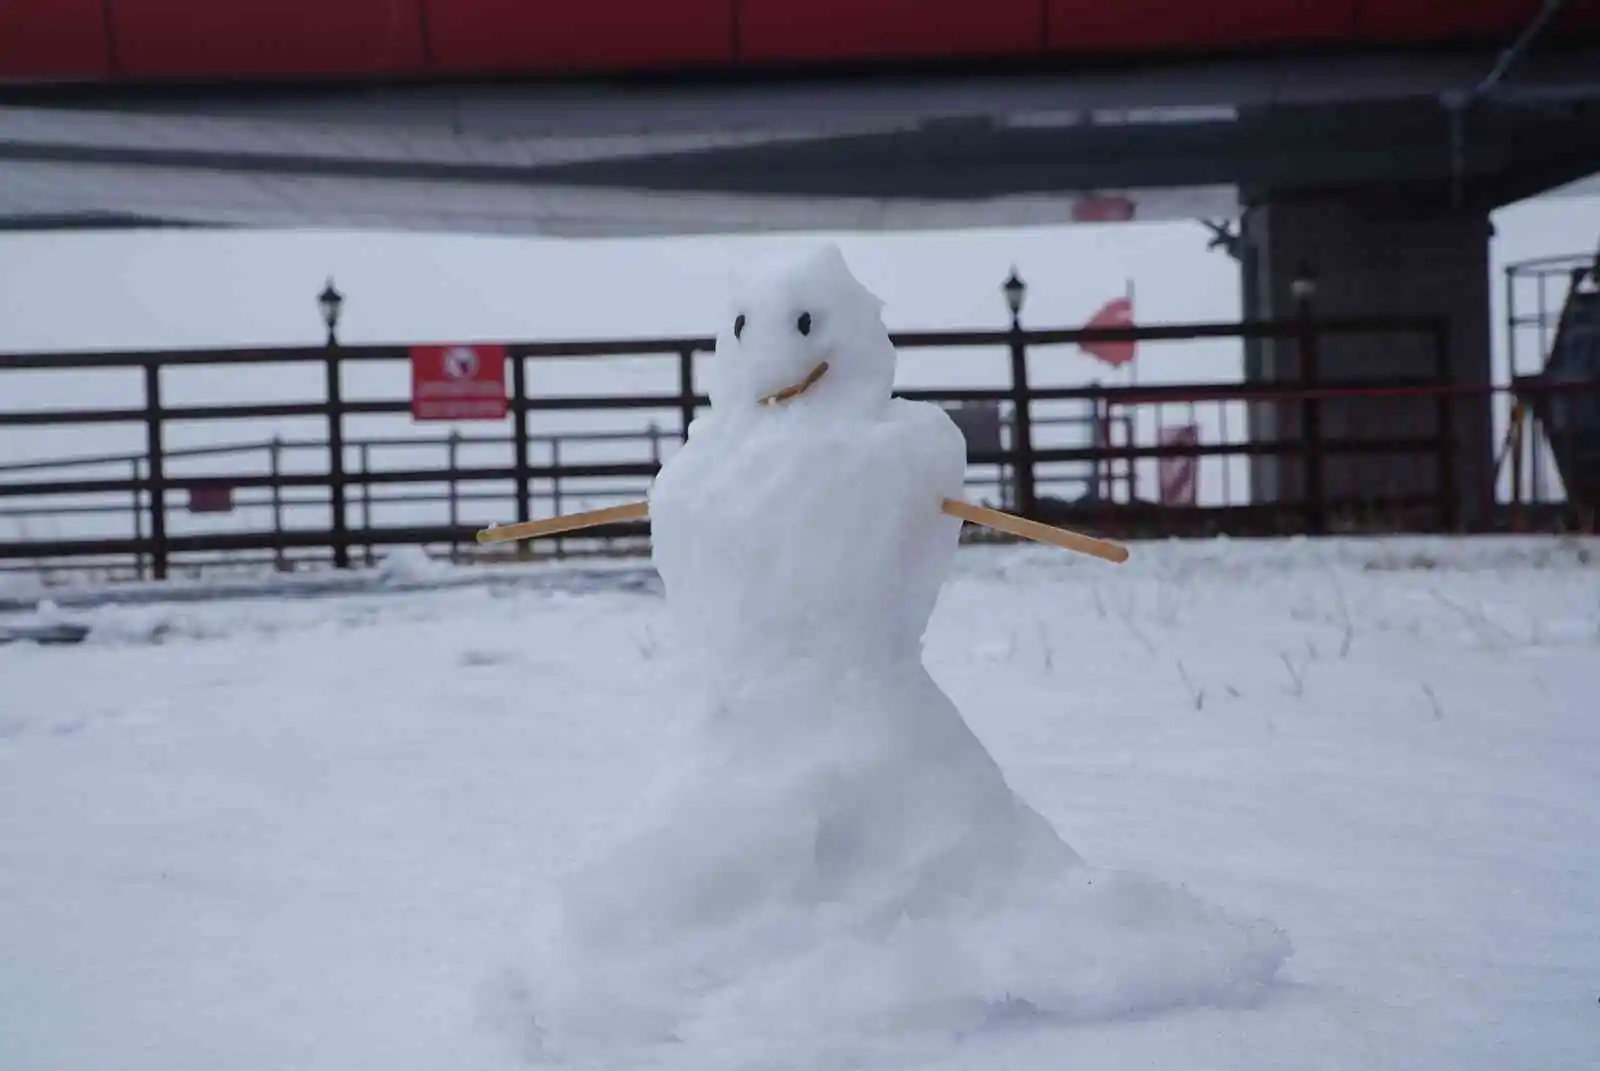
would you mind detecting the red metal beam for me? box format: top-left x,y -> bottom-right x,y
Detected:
426,0 -> 732,75
0,0 -> 111,80
107,0 -> 426,79
2,0 -> 1598,86
1045,0 -> 1353,53
739,0 -> 1041,63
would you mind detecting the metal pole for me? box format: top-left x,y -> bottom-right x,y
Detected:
511,353 -> 531,526
447,429 -> 461,561
1125,278 -> 1138,388
1089,391 -> 1105,501
1433,321 -> 1460,531
1008,315 -> 1037,517
1504,264 -> 1518,378
550,437 -> 564,559
359,442 -> 373,567
143,361 -> 168,580
678,347 -> 697,440
1297,290 -> 1327,535
131,457 -> 146,581
1509,400 -> 1526,529
325,335 -> 349,568
269,436 -> 285,572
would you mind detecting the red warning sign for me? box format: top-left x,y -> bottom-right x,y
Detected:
1158,423 -> 1201,506
410,344 -> 508,421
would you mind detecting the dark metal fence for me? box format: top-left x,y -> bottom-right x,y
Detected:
1,315 -> 1588,583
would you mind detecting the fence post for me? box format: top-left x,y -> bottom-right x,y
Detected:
1296,292 -> 1327,535
678,347 -> 697,440
1433,320 -> 1459,532
143,361 -> 168,580
269,436 -> 285,572
648,421 -> 662,470
447,429 -> 461,561
1509,399 -> 1526,530
325,342 -> 349,568
1007,325 -> 1037,517
511,352 -> 531,528
551,437 -> 564,559
1089,391 -> 1105,501
358,442 -> 374,567
1123,409 -> 1140,502
131,457 -> 146,581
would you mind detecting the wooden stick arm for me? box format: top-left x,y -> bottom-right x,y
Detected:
477,501 -> 648,544
939,499 -> 1128,563
477,498 -> 1128,564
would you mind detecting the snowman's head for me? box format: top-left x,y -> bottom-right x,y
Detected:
706,244 -> 896,416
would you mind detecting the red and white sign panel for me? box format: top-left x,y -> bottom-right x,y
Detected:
410,344 -> 508,421
1080,296 -> 1136,368
1158,423 -> 1201,506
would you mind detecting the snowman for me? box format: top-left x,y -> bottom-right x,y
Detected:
482,246 -> 1287,1058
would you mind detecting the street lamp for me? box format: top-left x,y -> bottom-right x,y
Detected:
316,276 -> 350,567
318,277 -> 344,346
1000,266 -> 1035,516
1002,266 -> 1027,328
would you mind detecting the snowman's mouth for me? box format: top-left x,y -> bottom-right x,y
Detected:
757,360 -> 830,407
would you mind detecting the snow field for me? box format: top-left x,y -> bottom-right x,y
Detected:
0,536 -> 1597,1069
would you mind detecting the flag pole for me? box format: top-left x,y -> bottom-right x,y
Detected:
1125,277 -> 1139,502
1126,277 -> 1138,387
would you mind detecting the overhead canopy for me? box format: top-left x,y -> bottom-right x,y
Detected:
1,48 -> 1598,236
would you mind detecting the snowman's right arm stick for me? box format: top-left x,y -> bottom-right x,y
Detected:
939,499 -> 1129,563
476,498 -> 1128,564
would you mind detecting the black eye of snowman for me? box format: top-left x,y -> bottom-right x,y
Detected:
796,312 -> 812,336
733,314 -> 746,340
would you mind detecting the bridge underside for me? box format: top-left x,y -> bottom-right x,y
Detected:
2,48 -> 1599,236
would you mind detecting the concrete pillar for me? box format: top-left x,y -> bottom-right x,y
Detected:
1240,195 -> 1493,529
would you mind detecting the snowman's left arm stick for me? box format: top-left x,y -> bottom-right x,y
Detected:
477,501 -> 649,542
476,499 -> 1128,564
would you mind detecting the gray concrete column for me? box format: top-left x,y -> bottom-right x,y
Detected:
1240,195 -> 1493,529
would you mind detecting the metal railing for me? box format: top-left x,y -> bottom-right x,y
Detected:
4,313 -> 1576,582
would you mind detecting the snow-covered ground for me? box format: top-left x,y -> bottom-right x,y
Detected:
1,536 -> 1597,1070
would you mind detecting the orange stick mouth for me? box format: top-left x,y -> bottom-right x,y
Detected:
757,360 -> 830,406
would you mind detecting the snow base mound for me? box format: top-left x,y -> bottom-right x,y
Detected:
520,826 -> 1289,1063
513,668 -> 1288,1064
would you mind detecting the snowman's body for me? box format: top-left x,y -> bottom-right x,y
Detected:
650,396 -> 966,685
525,247 -> 1288,1057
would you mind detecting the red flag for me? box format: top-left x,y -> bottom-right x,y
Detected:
1080,296 -> 1136,368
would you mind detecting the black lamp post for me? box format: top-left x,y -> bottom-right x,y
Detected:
317,277 -> 349,567
1002,266 -> 1027,331
1001,267 -> 1036,517
318,277 -> 344,347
